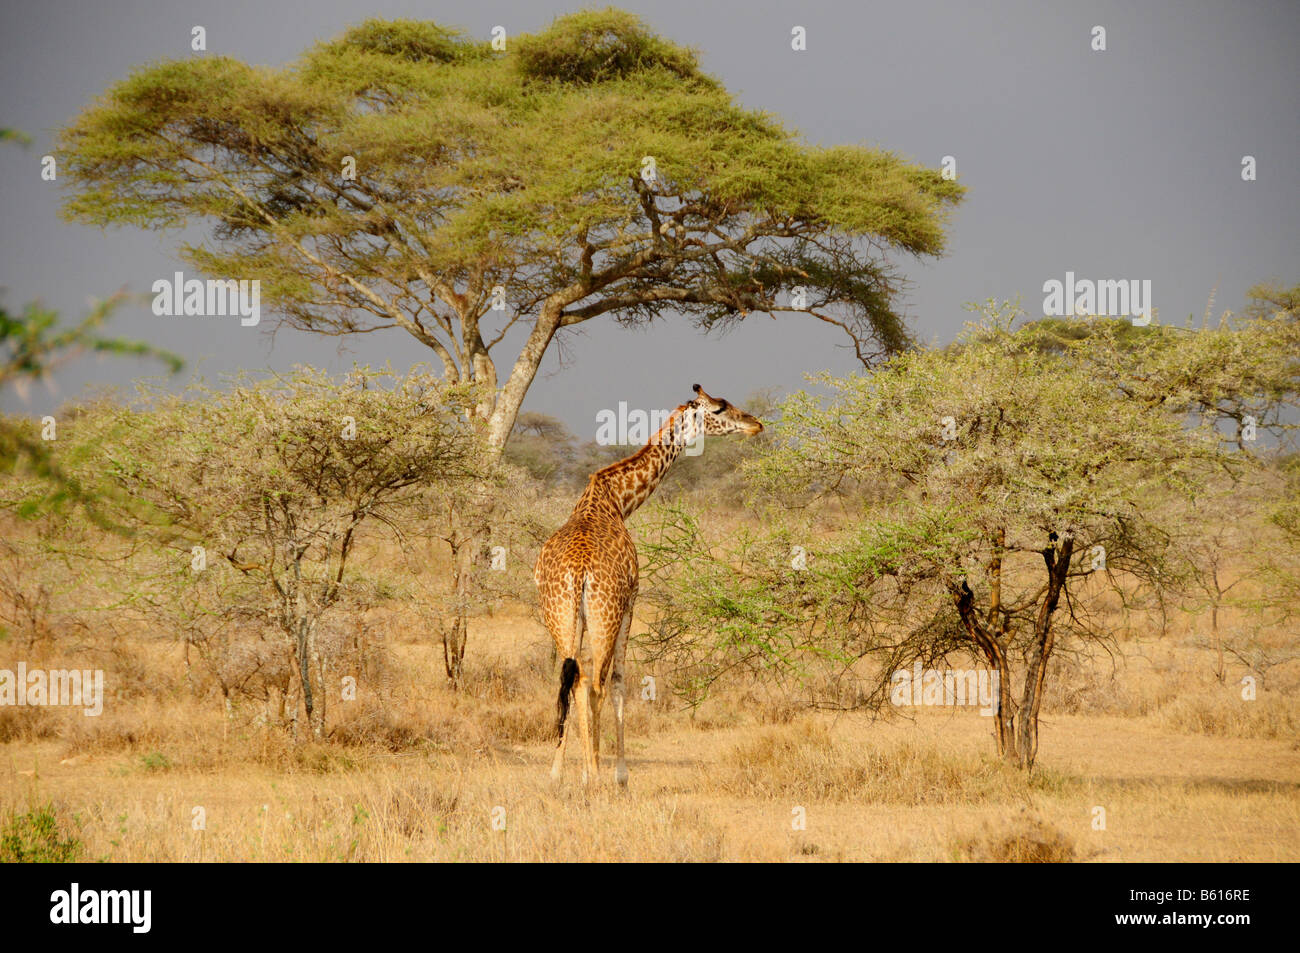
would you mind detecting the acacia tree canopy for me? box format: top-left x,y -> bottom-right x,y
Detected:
57,9 -> 964,448
640,306 -> 1300,768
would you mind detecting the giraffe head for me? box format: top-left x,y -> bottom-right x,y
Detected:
688,383 -> 764,437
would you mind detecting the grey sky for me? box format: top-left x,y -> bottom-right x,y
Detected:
1,0 -> 1296,438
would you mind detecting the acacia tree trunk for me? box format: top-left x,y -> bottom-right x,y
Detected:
484,306 -> 561,450
293,618 -> 324,739
952,531 -> 1074,770
444,556 -> 470,686
434,302 -> 567,681
438,425 -> 517,685
313,642 -> 327,737
294,620 -> 314,733
982,529 -> 1017,760
443,533 -> 472,684
1013,534 -> 1074,770
1210,568 -> 1226,682
953,578 -> 1017,762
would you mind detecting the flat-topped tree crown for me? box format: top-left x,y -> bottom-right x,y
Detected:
58,8 -> 963,449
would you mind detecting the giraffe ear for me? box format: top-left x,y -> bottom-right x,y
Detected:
692,384 -> 722,410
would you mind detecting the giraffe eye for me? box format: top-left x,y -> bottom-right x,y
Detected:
712,400 -> 729,414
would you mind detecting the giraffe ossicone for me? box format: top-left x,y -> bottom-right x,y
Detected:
535,384 -> 763,787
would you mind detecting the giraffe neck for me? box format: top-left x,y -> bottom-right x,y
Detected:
580,404 -> 698,519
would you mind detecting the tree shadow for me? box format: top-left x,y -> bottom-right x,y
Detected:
1088,775 -> 1300,796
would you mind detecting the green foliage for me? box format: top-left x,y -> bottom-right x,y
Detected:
139,752 -> 172,772
59,13 -> 960,266
1243,280 -> 1300,322
762,306 -> 1231,534
639,502 -> 838,704
0,295 -> 184,530
0,804 -> 84,863
642,306 -> 1300,718
56,11 -> 964,446
1273,454 -> 1300,542
50,365 -> 488,576
1,294 -> 183,388
322,19 -> 490,65
514,8 -> 707,86
1009,315 -> 1158,354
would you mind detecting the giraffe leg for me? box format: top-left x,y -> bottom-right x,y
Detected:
612,600 -> 633,787
574,667 -> 596,788
611,673 -> 627,788
546,579 -> 584,785
581,603 -> 617,787
588,678 -> 606,784
591,679 -> 606,764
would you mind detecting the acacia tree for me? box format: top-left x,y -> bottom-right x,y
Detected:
50,367 -> 485,736
56,10 -> 962,450
642,306 -> 1300,769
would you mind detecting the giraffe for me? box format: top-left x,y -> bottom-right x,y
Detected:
535,384 -> 763,787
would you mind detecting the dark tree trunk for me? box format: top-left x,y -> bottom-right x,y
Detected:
1014,534 -> 1074,769
294,619 -> 323,739
953,578 -> 1017,762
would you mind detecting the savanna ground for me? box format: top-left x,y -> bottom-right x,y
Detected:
3,523 -> 1296,863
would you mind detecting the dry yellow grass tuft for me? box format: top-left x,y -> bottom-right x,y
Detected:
952,809 -> 1080,863
1157,689 -> 1299,741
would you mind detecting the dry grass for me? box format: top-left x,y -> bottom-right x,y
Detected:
1157,689 -> 1300,741
1,525 -> 1298,862
3,628 -> 1297,862
711,718 -> 1053,806
952,810 -> 1080,862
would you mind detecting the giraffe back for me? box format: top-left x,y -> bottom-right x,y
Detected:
535,478 -> 638,647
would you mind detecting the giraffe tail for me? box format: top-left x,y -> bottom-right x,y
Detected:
555,657 -> 579,739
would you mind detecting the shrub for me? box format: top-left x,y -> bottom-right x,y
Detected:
0,804 -> 83,863
953,811 -> 1078,863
